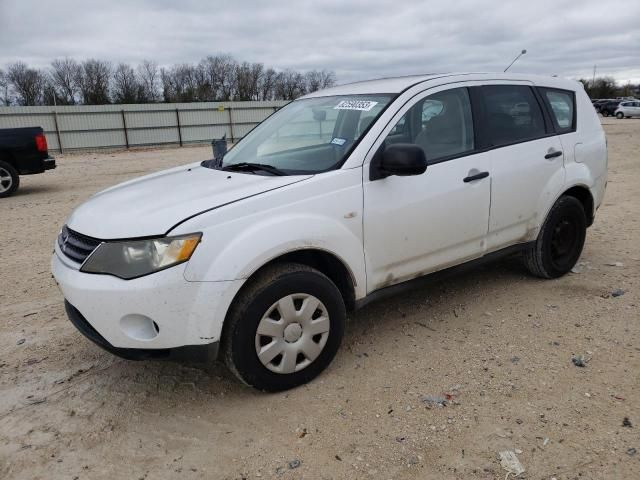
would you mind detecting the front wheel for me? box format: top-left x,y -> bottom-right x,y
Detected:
222,263 -> 346,391
0,160 -> 19,198
523,196 -> 587,279
602,110 -> 609,117
616,112 -> 624,119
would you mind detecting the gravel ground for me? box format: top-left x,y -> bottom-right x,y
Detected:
1,120 -> 638,479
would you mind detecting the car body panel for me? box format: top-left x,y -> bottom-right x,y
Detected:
178,167 -> 367,299
52,73 -> 608,353
66,162 -> 312,239
52,244 -> 245,347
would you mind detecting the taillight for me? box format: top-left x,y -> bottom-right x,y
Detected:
35,133 -> 48,153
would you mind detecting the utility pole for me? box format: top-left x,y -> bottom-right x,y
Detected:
592,65 -> 597,87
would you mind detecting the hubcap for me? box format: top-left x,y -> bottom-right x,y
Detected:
0,167 -> 12,194
255,293 -> 330,374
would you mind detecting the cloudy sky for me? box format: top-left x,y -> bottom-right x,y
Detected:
1,0 -> 639,84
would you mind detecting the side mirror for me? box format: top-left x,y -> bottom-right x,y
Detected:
371,143 -> 427,180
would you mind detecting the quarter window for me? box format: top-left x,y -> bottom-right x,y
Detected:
384,87 -> 474,163
482,85 -> 546,146
540,88 -> 576,133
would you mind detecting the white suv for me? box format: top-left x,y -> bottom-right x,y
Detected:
614,100 -> 640,118
52,73 -> 607,391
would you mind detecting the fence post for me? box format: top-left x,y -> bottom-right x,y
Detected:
227,106 -> 234,143
121,110 -> 129,149
52,110 -> 63,153
175,108 -> 183,147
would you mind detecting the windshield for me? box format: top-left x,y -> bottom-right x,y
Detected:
220,94 -> 394,174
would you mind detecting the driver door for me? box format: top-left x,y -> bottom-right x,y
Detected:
363,86 -> 491,292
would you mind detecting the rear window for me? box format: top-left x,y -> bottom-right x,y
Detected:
539,88 -> 576,133
481,85 -> 546,146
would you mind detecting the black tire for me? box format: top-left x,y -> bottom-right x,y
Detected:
222,262 -> 346,392
0,160 -> 19,198
616,112 -> 624,119
523,196 -> 587,279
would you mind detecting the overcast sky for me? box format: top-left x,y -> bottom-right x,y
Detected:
1,0 -> 638,84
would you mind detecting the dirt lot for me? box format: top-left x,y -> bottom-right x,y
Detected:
1,119 -> 638,479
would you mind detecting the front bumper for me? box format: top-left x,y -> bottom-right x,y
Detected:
64,300 -> 218,362
51,248 -> 244,352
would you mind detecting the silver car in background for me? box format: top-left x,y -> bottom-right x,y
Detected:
614,100 -> 640,118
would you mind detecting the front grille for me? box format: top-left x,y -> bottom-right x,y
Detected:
57,225 -> 101,264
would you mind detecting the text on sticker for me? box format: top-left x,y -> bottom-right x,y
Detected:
334,100 -> 379,111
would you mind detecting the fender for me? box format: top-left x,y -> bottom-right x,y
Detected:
176,168 -> 367,299
534,178 -> 595,241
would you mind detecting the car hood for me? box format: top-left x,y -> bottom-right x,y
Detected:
66,162 -> 312,239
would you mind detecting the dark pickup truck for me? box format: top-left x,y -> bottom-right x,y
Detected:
0,127 -> 56,197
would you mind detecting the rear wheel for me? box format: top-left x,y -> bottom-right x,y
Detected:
616,112 -> 624,119
0,160 -> 19,198
222,263 -> 346,391
523,196 -> 587,279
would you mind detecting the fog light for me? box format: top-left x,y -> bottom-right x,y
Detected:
120,314 -> 159,341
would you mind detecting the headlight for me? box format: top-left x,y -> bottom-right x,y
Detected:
81,233 -> 201,279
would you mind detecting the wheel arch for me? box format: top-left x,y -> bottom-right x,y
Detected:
562,184 -> 595,226
241,248 -> 357,312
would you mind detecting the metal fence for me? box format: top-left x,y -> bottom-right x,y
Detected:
0,101 -> 289,153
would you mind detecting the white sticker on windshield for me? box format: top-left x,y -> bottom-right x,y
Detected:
331,137 -> 347,146
334,100 -> 378,111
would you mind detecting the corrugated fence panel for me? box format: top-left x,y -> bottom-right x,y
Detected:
128,127 -> 180,146
181,125 -> 230,143
0,101 -> 288,152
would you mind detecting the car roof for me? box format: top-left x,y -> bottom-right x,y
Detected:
302,72 -> 582,98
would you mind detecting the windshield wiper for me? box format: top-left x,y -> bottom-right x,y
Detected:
222,162 -> 287,176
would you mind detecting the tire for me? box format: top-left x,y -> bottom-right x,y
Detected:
616,112 -> 624,119
523,196 -> 587,279
222,262 -> 346,392
0,160 -> 19,198
602,110 -> 609,117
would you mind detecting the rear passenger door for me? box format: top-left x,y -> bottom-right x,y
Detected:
479,83 -> 566,250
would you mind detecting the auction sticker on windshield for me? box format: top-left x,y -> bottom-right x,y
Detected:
334,100 -> 379,111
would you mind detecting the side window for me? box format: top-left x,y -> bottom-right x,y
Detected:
384,87 -> 474,162
540,88 -> 576,133
482,85 -> 546,146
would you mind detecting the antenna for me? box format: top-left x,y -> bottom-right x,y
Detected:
504,49 -> 527,72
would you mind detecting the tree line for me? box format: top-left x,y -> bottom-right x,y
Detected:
0,55 -> 336,106
578,76 -> 639,99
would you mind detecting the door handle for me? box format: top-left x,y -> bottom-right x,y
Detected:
544,150 -> 563,159
463,171 -> 489,183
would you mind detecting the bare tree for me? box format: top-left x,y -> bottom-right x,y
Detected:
235,62 -> 263,100
76,59 -> 111,104
259,67 -> 277,101
274,69 -> 306,100
194,62 -> 212,101
305,69 -> 336,93
6,62 -> 46,105
199,54 -> 238,100
160,64 -> 199,102
0,68 -> 11,105
137,60 -> 160,102
49,58 -> 81,104
112,63 -> 139,103
1,55 -> 337,105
